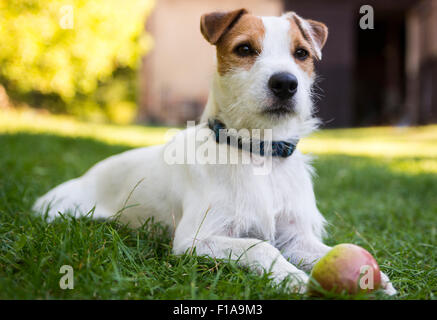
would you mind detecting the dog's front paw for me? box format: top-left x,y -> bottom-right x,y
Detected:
380,271 -> 397,296
281,271 -> 309,294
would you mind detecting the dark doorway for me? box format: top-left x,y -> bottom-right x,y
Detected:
354,11 -> 407,126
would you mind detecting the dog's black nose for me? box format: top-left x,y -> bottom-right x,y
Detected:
268,72 -> 298,100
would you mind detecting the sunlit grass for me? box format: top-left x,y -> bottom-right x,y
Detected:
2,109 -> 437,176
300,126 -> 437,158
0,108 -> 170,147
1,109 -> 437,175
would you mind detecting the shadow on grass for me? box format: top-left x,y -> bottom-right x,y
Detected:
0,132 -> 436,299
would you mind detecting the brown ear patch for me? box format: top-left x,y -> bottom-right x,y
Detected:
307,19 -> 328,51
215,14 -> 265,75
288,17 -> 315,75
200,9 -> 248,45
291,15 -> 311,45
290,13 -> 328,60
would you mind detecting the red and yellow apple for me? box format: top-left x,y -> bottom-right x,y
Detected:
310,243 -> 381,294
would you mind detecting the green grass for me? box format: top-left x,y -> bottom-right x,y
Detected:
0,109 -> 436,299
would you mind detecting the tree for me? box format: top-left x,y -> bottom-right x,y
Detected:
0,0 -> 154,123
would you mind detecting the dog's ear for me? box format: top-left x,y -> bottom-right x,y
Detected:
288,12 -> 328,60
200,8 -> 248,45
306,19 -> 328,57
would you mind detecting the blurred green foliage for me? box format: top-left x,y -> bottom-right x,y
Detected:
0,0 -> 154,123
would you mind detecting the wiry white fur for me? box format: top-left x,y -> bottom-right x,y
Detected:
33,13 -> 396,295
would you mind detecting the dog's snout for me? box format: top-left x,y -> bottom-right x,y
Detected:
268,72 -> 298,100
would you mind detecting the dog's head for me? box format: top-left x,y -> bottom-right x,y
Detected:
201,9 -> 328,136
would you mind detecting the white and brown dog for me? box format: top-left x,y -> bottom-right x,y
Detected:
34,9 -> 396,295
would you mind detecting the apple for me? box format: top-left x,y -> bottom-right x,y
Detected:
310,243 -> 381,294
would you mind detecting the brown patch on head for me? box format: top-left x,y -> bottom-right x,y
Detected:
287,16 -> 315,76
215,14 -> 265,75
200,9 -> 265,75
289,12 -> 328,59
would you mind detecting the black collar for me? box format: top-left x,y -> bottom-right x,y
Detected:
208,119 -> 298,158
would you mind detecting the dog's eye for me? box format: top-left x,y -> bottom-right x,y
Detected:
294,48 -> 309,60
234,43 -> 255,57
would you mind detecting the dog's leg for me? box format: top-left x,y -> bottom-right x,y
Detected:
281,235 -> 397,295
173,233 -> 309,293
280,235 -> 331,272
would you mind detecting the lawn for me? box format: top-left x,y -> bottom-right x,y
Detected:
0,109 -> 436,299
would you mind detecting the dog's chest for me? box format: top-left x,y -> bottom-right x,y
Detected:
210,156 -> 307,241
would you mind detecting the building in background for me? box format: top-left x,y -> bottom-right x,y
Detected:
138,0 -> 282,125
139,0 -> 437,127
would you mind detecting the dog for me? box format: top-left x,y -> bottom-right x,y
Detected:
33,9 -> 396,295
